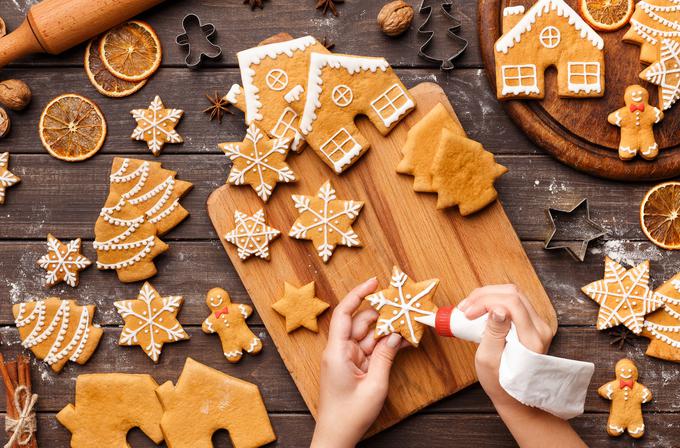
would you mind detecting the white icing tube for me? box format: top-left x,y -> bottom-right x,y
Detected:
416,306 -> 594,420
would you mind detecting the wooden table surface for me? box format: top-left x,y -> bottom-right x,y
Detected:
0,0 -> 677,446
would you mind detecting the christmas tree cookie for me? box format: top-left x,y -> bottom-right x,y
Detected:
642,271 -> 680,362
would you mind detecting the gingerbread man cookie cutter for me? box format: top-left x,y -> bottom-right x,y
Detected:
175,14 -> 222,68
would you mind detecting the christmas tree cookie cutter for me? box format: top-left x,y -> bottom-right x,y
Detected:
175,14 -> 222,68
417,0 -> 468,70
544,198 -> 607,262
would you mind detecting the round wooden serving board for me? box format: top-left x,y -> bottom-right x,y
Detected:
479,0 -> 680,181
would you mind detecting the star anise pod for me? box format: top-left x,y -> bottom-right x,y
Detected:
316,0 -> 344,17
609,327 -> 635,350
320,35 -> 335,51
203,91 -> 233,124
244,0 -> 264,10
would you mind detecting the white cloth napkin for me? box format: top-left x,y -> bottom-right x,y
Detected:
449,308 -> 594,420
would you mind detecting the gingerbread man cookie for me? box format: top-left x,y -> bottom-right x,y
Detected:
607,85 -> 664,161
598,358 -> 652,438
202,287 -> 263,363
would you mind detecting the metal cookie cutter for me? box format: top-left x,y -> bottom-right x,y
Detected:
417,0 -> 468,70
544,198 -> 607,262
176,14 -> 222,68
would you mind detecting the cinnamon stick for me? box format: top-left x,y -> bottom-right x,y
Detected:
1,354 -> 38,447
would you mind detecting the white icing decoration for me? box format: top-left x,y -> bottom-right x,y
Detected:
37,236 -> 91,287
539,26 -> 561,48
238,304 -> 249,319
629,19 -> 680,46
300,52 -> 391,135
495,0 -> 604,54
503,5 -> 525,16
641,278 -> 680,349
614,111 -> 623,126
369,83 -> 415,127
270,107 -> 304,151
332,85 -> 353,107
225,350 -> 243,359
237,35 -> 317,123
225,209 -> 281,260
366,267 -> 437,343
638,1 -> 680,31
265,68 -> 289,91
642,143 -> 659,156
225,84 -> 242,104
501,64 -> 540,96
643,39 -> 680,111
284,84 -> 304,104
620,146 -> 635,155
319,128 -> 363,173
567,62 -> 602,93
0,152 -> 19,203
246,338 -> 259,352
131,96 -> 183,156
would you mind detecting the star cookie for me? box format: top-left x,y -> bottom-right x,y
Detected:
582,257 -> 664,334
366,266 -> 439,346
289,180 -> 363,263
641,39 -> 680,111
37,234 -> 92,287
131,95 -> 183,156
219,124 -> 295,202
272,281 -> 330,333
225,209 -> 281,261
0,152 -> 20,204
114,282 -> 190,362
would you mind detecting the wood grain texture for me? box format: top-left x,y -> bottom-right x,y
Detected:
479,0 -> 680,181
207,83 -> 557,436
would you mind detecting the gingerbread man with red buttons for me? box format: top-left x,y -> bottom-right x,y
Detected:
201,287 -> 263,363
598,358 -> 652,438
608,85 -> 664,161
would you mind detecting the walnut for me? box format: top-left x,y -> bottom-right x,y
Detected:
0,107 -> 9,139
0,80 -> 31,111
377,1 -> 414,37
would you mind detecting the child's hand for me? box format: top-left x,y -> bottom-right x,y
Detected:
458,284 -> 553,408
311,277 -> 407,448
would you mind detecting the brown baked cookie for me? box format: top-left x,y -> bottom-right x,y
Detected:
37,234 -> 92,288
13,298 -> 103,372
272,281 -> 330,333
57,373 -> 164,447
642,271 -> 680,362
365,266 -> 439,346
0,152 -> 20,204
225,208 -> 281,261
202,287 -> 263,363
131,95 -> 183,156
598,358 -> 652,438
156,357 -> 277,448
114,282 -> 190,363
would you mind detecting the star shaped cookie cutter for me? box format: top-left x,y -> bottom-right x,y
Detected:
175,14 -> 222,68
544,198 -> 607,262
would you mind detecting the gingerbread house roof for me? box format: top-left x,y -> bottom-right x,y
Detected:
300,53 -> 391,135
237,35 -> 318,123
495,0 -> 604,54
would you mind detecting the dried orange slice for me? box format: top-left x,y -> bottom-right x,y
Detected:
579,0 -> 634,32
640,182 -> 680,250
99,20 -> 161,82
39,94 -> 107,162
85,37 -> 146,97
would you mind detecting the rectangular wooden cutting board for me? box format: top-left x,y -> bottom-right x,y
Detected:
207,82 -> 557,436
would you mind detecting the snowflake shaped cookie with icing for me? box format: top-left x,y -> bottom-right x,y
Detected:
131,95 -> 184,156
219,124 -> 295,202
0,152 -> 20,204
225,209 -> 281,261
365,266 -> 439,346
37,234 -> 92,288
289,180 -> 363,263
114,282 -> 190,362
582,257 -> 664,334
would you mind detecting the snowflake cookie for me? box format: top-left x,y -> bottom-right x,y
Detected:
0,152 -> 20,204
202,287 -> 263,363
289,180 -> 363,263
366,266 -> 439,346
12,298 -> 104,372
225,209 -> 281,261
131,95 -> 183,156
272,281 -> 330,333
219,123 -> 296,202
37,234 -> 92,288
114,282 -> 190,363
582,257 -> 664,334
641,38 -> 680,111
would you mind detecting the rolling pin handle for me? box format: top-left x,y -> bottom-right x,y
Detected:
0,20 -> 44,69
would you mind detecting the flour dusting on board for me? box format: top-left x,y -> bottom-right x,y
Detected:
594,240 -> 664,265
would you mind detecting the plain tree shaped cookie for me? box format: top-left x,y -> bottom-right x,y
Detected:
57,373 -> 164,447
202,287 -> 263,363
156,358 -> 276,448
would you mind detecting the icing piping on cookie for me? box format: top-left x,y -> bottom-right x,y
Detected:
224,209 -> 281,260
225,84 -> 242,104
37,235 -> 92,288
284,84 -> 305,104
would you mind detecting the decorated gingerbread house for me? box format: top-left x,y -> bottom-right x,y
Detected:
226,36 -> 330,151
299,53 -> 415,173
494,0 -> 605,99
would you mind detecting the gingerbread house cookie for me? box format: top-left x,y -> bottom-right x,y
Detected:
228,35 -> 330,151
494,0 -> 605,100
299,52 -> 415,173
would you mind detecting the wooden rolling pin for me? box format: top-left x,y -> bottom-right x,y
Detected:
0,0 -> 167,68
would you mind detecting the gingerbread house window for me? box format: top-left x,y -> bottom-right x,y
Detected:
332,85 -> 353,107
371,84 -> 412,127
567,62 -> 601,93
266,69 -> 289,91
501,64 -> 538,95
539,26 -> 561,49
321,128 -> 362,172
270,107 -> 299,141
